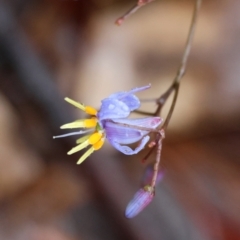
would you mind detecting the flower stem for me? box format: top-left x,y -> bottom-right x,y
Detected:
162,0 -> 202,128
151,0 -> 202,188
151,131 -> 164,188
115,0 -> 155,25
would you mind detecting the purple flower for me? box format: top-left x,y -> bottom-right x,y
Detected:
125,185 -> 154,218
54,85 -> 163,164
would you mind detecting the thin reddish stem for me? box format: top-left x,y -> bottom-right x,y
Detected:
150,130 -> 164,188
115,0 -> 155,26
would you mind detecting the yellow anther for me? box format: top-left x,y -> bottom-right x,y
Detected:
88,132 -> 102,145
84,118 -> 97,128
85,106 -> 97,115
68,131 -> 102,155
93,138 -> 104,150
76,137 -> 104,164
65,98 -> 97,116
60,118 -> 97,129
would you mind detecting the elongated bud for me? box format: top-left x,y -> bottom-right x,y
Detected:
125,185 -> 154,218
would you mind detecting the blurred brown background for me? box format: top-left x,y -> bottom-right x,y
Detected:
0,0 -> 240,239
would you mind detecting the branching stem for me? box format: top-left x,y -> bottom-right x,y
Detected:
162,0 -> 202,129
116,0 -> 202,191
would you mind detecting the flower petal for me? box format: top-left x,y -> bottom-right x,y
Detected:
108,91 -> 140,111
97,85 -> 151,121
109,84 -> 151,111
103,117 -> 162,144
112,117 -> 162,129
98,98 -> 130,121
104,121 -> 144,144
110,135 -> 150,155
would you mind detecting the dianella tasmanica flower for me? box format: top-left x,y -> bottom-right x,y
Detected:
54,84 -> 162,164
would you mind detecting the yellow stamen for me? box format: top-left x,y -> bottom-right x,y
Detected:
65,97 -> 97,115
68,131 -> 102,155
85,106 -> 97,115
60,120 -> 85,129
77,147 -> 94,164
93,138 -> 104,150
76,137 -> 104,164
84,118 -> 97,128
67,140 -> 90,155
76,134 -> 91,144
65,98 -> 85,111
88,132 -> 102,145
75,135 -> 105,164
60,118 -> 97,129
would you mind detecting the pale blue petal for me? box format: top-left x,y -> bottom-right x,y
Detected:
97,85 -> 151,121
112,117 -> 162,129
97,98 -> 130,121
104,121 -> 145,144
107,92 -> 140,111
110,135 -> 150,155
103,117 -> 161,144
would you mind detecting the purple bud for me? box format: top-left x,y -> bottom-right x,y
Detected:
125,186 -> 154,218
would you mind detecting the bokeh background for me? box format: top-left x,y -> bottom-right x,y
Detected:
0,0 -> 240,239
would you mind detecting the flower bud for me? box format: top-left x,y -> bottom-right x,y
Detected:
125,185 -> 154,218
